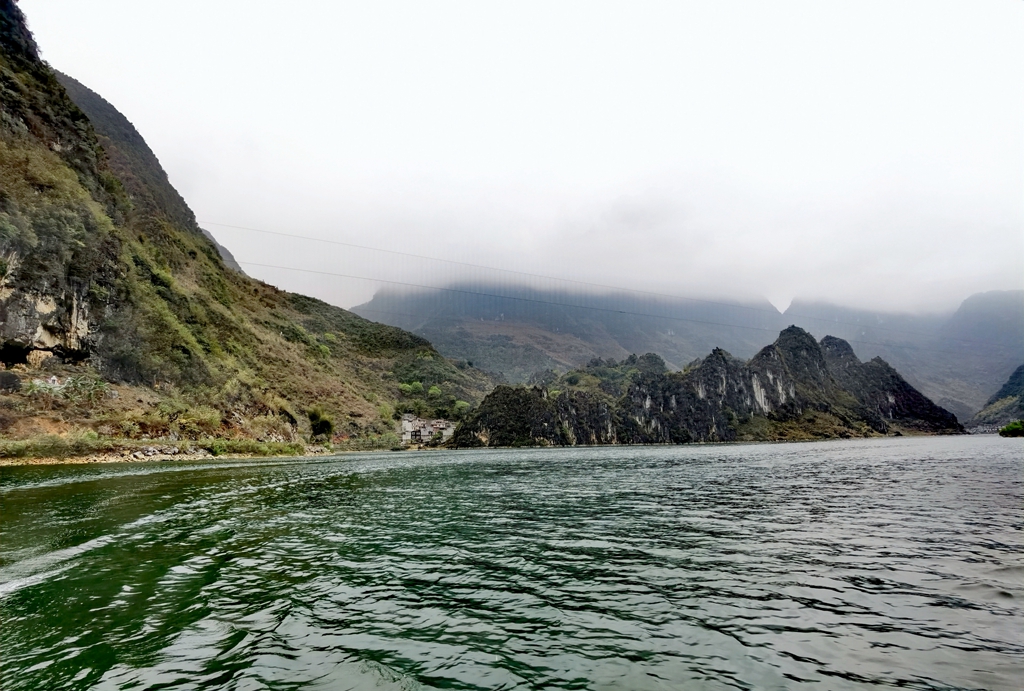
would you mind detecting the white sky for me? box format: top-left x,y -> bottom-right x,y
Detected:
20,0 -> 1024,313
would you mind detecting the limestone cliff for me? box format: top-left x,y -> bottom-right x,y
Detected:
452,327 -> 963,447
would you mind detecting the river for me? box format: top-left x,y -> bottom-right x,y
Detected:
1,436 -> 1021,690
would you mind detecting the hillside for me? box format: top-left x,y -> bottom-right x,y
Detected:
52,70 -> 246,274
354,286 -> 787,382
451,326 -> 963,447
0,1 -> 492,454
969,364 -> 1024,430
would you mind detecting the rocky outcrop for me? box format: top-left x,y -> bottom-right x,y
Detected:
449,387 -> 619,447
0,288 -> 90,360
454,327 -> 964,447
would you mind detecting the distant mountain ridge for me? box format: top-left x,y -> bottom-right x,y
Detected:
452,326 -> 963,447
356,286 -> 1024,418
355,286 -> 790,381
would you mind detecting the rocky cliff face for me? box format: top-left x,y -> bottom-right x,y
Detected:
0,0 -> 123,364
453,326 -> 963,447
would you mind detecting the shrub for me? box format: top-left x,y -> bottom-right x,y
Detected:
61,376 -> 110,404
999,420 -> 1024,437
177,406 -> 222,438
307,407 -> 334,440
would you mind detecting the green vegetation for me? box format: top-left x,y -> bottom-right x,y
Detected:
998,420 -> 1024,437
307,407 -> 334,441
548,353 -> 667,399
454,328 -> 963,448
0,8 -> 496,461
970,364 -> 1024,429
23,375 -> 109,404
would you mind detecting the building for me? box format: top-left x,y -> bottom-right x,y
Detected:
400,414 -> 456,444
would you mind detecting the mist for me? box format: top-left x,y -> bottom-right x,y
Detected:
21,0 -> 1024,313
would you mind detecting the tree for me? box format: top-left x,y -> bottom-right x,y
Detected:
999,420 -> 1024,437
307,407 -> 334,440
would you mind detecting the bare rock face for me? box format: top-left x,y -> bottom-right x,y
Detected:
0,288 -> 90,362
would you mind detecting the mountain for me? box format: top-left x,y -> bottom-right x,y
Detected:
451,326 -> 963,447
784,291 -> 1024,420
354,286 -> 787,382
0,1 -> 492,449
969,364 -> 1024,430
356,286 -> 1023,421
52,70 -> 245,274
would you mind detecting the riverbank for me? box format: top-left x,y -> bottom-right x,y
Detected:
0,436 -> 388,466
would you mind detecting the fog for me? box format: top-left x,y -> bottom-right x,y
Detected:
21,0 -> 1024,313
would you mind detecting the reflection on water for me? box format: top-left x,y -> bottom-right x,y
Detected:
1,436 -> 1021,690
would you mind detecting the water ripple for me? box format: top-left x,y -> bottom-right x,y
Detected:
0,436 -> 1021,690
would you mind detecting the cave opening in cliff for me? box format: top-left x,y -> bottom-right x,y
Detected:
58,347 -> 90,364
0,343 -> 30,367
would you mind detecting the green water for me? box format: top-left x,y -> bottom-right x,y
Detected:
1,436 -> 1021,690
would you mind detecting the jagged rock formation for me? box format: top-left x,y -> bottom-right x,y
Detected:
785,291 -> 1024,420
969,364 -> 1024,430
452,327 -> 963,447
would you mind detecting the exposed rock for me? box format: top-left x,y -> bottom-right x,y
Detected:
454,327 -> 964,447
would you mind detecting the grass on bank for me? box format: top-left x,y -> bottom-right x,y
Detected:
0,431 -> 406,460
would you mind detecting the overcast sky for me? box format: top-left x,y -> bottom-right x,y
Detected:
21,0 -> 1024,312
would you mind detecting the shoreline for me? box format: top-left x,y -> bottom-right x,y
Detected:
1,431 -> 1000,467
0,448 -> 334,467
0,440 -> 338,467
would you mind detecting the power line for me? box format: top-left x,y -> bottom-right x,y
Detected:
205,220 -> 992,346
237,260 -> 1016,359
